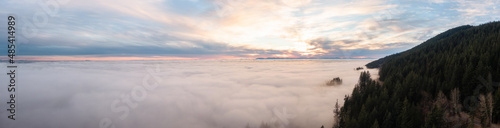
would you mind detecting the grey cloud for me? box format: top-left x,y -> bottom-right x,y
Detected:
304,38 -> 416,58
2,38 -> 288,58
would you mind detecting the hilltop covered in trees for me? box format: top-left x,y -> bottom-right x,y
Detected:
333,21 -> 500,128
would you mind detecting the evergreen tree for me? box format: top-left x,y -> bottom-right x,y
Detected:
494,87 -> 500,123
370,120 -> 379,128
333,99 -> 340,128
382,112 -> 393,128
425,105 -> 444,128
400,98 -> 413,128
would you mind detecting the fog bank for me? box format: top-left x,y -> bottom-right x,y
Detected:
0,59 -> 377,128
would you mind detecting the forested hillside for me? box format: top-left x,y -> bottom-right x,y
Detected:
334,21 -> 500,128
365,25 -> 473,69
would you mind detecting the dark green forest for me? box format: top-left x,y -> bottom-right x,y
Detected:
333,21 -> 500,128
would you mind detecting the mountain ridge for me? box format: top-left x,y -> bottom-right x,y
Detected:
365,24 -> 474,69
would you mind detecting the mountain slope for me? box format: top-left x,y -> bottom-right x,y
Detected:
335,21 -> 500,128
365,25 -> 473,69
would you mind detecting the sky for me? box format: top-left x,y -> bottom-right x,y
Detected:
1,0 -> 500,60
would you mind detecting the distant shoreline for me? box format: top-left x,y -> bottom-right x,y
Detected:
255,58 -> 377,59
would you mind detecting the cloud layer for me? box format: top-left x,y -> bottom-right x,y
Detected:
0,59 -> 377,128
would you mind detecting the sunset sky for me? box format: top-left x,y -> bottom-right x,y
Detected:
1,0 -> 500,60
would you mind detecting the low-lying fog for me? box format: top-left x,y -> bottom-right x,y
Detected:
0,59 -> 377,128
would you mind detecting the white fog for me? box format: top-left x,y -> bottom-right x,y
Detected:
0,59 -> 377,128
